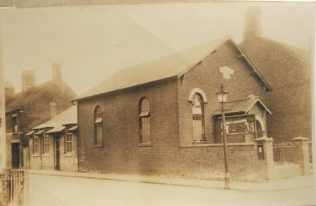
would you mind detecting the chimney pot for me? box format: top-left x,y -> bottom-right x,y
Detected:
49,99 -> 57,117
243,6 -> 262,41
21,70 -> 36,92
52,63 -> 63,82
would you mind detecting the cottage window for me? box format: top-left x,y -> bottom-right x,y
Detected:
94,106 -> 103,146
43,134 -> 50,154
192,93 -> 205,142
12,115 -> 18,133
139,98 -> 150,144
33,136 -> 40,154
65,133 -> 73,153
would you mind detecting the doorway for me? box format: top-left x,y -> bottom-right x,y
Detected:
11,143 -> 20,169
256,120 -> 263,138
54,137 -> 60,170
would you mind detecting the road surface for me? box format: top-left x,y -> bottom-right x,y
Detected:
28,174 -> 315,206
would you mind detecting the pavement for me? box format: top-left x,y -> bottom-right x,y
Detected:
28,169 -> 315,192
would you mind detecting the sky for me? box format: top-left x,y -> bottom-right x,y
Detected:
0,2 -> 314,95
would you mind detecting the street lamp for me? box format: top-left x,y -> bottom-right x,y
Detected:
216,84 -> 231,190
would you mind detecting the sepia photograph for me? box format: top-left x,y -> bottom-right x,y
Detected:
0,0 -> 315,205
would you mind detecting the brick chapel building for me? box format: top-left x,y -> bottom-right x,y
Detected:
75,37 -> 274,181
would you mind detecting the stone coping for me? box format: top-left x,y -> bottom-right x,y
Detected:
180,143 -> 255,148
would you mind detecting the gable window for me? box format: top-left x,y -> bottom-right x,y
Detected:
94,106 -> 103,146
12,114 -> 18,133
192,93 -> 205,143
139,98 -> 150,144
33,136 -> 40,154
65,133 -> 73,153
43,134 -> 50,154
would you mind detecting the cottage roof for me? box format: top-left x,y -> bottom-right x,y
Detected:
77,37 -> 271,100
5,80 -> 77,134
46,125 -> 65,134
33,105 -> 77,130
214,95 -> 271,116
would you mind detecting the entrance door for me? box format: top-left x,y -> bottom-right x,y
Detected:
11,143 -> 20,169
256,120 -> 263,138
55,137 -> 60,170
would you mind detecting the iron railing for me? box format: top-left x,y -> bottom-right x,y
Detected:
273,142 -> 298,165
0,169 -> 29,206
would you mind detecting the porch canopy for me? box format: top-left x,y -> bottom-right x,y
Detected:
214,95 -> 271,116
213,95 -> 271,143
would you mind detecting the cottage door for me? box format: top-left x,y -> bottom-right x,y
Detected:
54,137 -> 60,170
11,143 -> 20,169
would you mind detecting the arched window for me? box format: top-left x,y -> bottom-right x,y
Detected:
94,106 -> 103,146
139,98 -> 150,144
192,93 -> 205,142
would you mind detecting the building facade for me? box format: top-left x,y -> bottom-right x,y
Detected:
76,38 -> 277,181
28,106 -> 78,171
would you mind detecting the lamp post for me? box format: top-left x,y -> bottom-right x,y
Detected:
216,84 -> 231,189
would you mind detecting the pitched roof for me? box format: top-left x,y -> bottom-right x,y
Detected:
78,37 -> 271,100
239,37 -> 310,89
33,105 -> 77,130
6,80 -> 77,112
214,95 -> 271,115
5,80 -> 77,133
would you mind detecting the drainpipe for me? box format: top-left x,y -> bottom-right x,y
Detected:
40,135 -> 42,170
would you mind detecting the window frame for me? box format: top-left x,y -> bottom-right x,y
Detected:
65,133 -> 73,153
33,135 -> 40,155
138,97 -> 151,146
94,106 -> 104,147
12,115 -> 18,133
191,92 -> 206,143
43,133 -> 50,154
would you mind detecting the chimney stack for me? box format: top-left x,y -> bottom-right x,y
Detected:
243,6 -> 262,42
49,99 -> 57,117
52,63 -> 63,82
4,81 -> 15,100
21,70 -> 36,92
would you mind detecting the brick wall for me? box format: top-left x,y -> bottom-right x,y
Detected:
78,78 -> 180,176
178,143 -> 261,181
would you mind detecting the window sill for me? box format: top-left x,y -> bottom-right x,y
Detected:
94,144 -> 104,148
42,154 -> 50,157
138,142 -> 151,147
32,154 -> 40,157
192,140 -> 209,145
64,153 -> 74,157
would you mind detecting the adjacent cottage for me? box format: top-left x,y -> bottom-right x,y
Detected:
28,105 -> 78,171
75,37 -> 277,181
